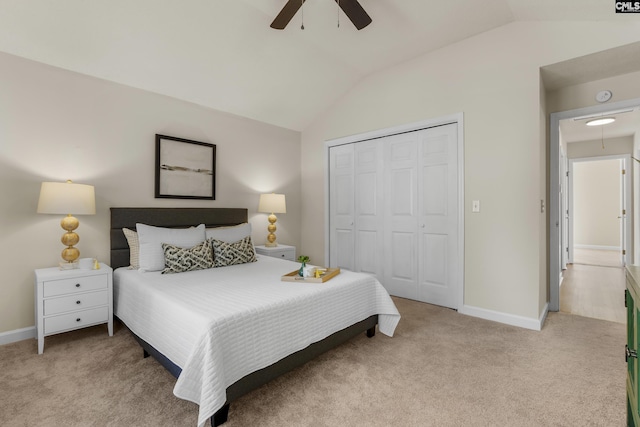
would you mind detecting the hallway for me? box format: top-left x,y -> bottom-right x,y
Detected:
560,249 -> 625,324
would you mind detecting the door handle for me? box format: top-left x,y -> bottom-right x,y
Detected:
626,344 -> 637,362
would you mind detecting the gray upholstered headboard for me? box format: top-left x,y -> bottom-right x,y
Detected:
110,207 -> 249,269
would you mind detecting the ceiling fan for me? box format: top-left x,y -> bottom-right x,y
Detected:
271,0 -> 372,30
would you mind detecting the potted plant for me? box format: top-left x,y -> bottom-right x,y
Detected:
297,255 -> 310,277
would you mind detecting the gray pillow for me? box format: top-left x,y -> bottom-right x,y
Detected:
212,236 -> 257,267
161,240 -> 214,274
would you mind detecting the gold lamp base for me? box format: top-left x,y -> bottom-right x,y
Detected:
265,213 -> 278,247
59,214 -> 81,268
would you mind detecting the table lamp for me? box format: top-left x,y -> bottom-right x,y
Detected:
37,180 -> 96,269
258,193 -> 286,247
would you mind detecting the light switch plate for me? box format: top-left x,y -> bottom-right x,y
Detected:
472,200 -> 480,213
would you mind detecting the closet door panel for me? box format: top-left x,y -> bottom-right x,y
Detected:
387,231 -> 418,298
354,141 -> 383,279
423,164 -> 447,216
329,144 -> 355,271
390,168 -> 415,216
417,124 -> 458,308
384,134 -> 419,299
334,229 -> 354,271
357,230 -> 379,275
419,233 -> 448,303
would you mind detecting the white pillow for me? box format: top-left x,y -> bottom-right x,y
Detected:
205,223 -> 251,243
137,223 -> 206,272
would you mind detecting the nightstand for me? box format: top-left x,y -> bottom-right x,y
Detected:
255,244 -> 296,261
34,263 -> 113,354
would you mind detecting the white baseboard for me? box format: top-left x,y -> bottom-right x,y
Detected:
459,303 -> 548,331
574,244 -> 620,251
0,326 -> 35,346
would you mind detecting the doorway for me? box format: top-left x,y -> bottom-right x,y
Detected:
549,98 -> 640,312
560,156 -> 627,324
568,156 -> 627,267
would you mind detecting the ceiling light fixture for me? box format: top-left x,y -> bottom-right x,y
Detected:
585,117 -> 616,126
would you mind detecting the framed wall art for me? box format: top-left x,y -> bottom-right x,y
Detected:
155,134 -> 216,200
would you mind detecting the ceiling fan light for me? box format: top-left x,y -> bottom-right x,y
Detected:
586,117 -> 616,126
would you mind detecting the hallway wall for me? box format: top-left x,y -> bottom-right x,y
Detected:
572,159 -> 621,248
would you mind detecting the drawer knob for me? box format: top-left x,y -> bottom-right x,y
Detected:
76,300 -> 81,305
281,254 -> 285,257
76,318 -> 81,322
75,283 -> 81,288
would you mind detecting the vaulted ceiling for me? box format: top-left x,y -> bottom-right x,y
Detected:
0,1 -> 636,131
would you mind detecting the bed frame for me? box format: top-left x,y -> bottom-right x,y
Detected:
110,207 -> 377,426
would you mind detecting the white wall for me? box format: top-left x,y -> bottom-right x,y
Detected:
0,52 -> 301,335
567,136 -> 633,158
572,160 -> 621,248
301,21 -> 640,324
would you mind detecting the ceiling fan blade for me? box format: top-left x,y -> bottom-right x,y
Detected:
336,0 -> 372,30
271,0 -> 306,30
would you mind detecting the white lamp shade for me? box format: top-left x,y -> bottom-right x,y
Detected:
37,181 -> 96,215
258,193 -> 286,214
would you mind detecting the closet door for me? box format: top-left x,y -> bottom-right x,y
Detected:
354,141 -> 384,280
330,122 -> 459,309
329,144 -> 355,271
329,141 -> 383,279
383,133 -> 419,299
383,124 -> 458,308
417,124 -> 458,309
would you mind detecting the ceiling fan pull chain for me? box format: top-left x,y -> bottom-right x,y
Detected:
301,0 -> 305,30
337,0 -> 340,28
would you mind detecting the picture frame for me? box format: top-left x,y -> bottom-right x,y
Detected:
155,134 -> 216,200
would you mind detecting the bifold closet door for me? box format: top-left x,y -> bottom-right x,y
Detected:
329,123 -> 458,309
384,124 -> 458,309
329,141 -> 383,280
329,144 -> 355,271
353,140 -> 384,280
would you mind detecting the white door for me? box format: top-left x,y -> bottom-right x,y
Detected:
384,124 -> 459,309
383,132 -> 419,299
354,141 -> 384,280
329,141 -> 384,278
621,157 -> 631,266
560,147 -> 570,268
329,144 -> 355,271
417,124 -> 459,308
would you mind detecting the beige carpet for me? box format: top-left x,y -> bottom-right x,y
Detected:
0,297 -> 626,426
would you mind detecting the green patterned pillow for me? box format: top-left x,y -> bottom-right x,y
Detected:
212,236 -> 257,267
161,240 -> 214,274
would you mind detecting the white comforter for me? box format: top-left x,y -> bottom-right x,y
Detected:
113,255 -> 400,427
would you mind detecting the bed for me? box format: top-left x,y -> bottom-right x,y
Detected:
110,207 -> 400,426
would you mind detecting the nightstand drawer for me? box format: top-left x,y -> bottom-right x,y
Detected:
43,274 -> 108,298
44,290 -> 109,316
269,250 -> 294,260
44,306 -> 109,334
254,244 -> 296,261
